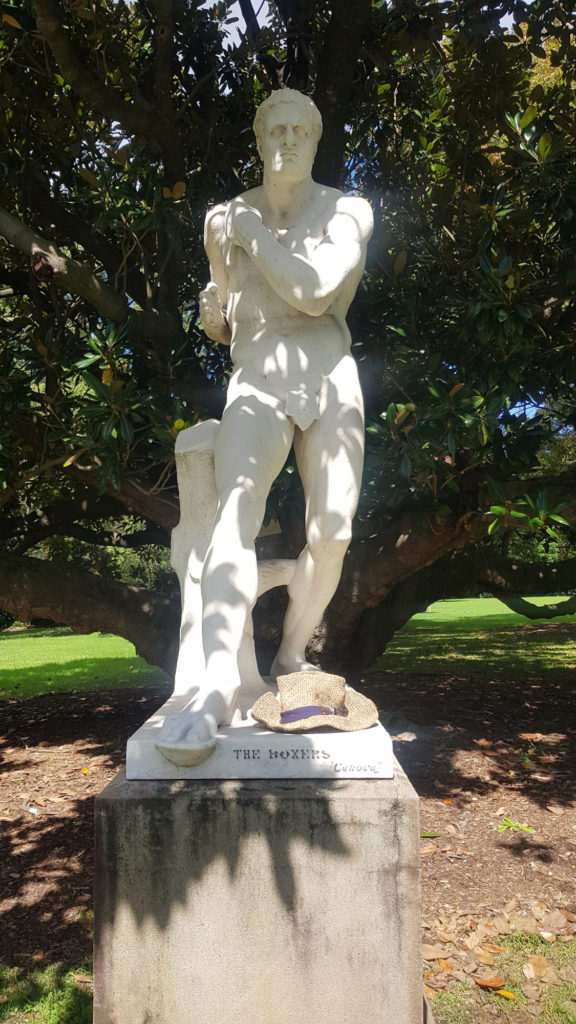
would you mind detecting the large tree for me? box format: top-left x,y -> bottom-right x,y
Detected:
1,0 -> 575,676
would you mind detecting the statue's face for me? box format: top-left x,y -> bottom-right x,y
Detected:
260,100 -> 317,181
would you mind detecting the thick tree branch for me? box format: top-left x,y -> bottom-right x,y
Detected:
238,0 -> 260,42
494,593 -> 576,619
153,0 -> 187,184
17,522 -> 169,553
66,464 -> 180,533
27,175 -> 148,308
0,205 -> 129,321
2,491 -> 170,552
321,546 -> 576,671
0,494 -> 119,546
275,0 -> 314,90
479,556 -> 576,610
0,552 -> 178,674
34,0 -> 160,148
0,205 -> 182,346
313,0 -> 372,187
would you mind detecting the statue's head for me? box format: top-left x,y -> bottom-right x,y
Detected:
253,89 -> 322,180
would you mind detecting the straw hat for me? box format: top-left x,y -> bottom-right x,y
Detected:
251,671 -> 379,733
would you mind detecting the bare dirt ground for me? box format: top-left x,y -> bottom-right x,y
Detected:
0,669 -> 574,1020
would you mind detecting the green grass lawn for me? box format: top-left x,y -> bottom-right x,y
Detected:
0,627 -> 167,698
370,595 -> 576,679
1,595 -> 575,700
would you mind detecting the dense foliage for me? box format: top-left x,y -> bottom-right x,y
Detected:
1,0 -> 575,671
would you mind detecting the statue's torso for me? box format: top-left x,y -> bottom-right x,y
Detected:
222,186 -> 363,397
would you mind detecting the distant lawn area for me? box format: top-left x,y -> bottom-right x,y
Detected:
1,594 -> 575,700
370,595 -> 576,680
0,628 -> 167,699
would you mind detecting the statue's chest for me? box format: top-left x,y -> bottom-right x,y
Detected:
270,218 -> 328,258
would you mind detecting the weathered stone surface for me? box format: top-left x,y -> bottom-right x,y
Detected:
94,762 -> 422,1024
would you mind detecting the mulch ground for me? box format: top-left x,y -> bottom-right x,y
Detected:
0,669 -> 574,1019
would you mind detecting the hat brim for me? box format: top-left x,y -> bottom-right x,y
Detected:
251,687 -> 379,733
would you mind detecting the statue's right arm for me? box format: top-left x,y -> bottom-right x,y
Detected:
200,204 -> 231,345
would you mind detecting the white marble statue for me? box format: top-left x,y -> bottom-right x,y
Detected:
158,89 -> 373,764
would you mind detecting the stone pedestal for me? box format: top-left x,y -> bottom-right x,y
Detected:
94,764 -> 423,1024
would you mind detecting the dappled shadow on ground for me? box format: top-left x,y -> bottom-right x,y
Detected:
0,673 -> 575,967
0,686 -> 168,965
363,671 -> 575,810
362,670 -> 576,920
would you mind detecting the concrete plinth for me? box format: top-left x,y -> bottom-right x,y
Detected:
94,764 -> 423,1024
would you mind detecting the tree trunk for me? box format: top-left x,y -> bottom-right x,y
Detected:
0,554 -> 179,676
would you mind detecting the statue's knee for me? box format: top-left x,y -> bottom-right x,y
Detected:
307,527 -> 351,566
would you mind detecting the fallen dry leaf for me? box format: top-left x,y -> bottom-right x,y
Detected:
423,984 -> 436,1000
540,932 -> 557,943
420,844 -> 438,856
474,975 -> 506,989
510,913 -> 540,935
475,951 -> 495,967
438,958 -> 454,973
518,732 -> 542,741
465,931 -> 483,950
495,990 -> 515,999
492,915 -> 513,935
521,981 -> 541,1001
547,804 -> 565,816
525,954 -> 550,979
482,943 -> 505,954
422,944 -> 447,961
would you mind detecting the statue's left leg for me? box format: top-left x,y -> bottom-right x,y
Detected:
270,360 -> 365,678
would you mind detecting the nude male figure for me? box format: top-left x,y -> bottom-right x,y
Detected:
158,89 -> 373,763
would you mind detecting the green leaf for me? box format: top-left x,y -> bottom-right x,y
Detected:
519,106 -> 537,130
538,133 -> 552,160
119,414 -> 134,444
75,354 -> 101,368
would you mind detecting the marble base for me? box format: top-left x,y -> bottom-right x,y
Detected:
126,694 -> 393,780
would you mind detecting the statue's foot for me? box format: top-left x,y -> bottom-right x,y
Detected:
156,708 -> 219,767
270,653 -> 321,679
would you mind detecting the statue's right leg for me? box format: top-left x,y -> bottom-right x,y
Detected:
157,392 -> 293,764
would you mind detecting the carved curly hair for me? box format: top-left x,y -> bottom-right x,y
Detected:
253,89 -> 322,154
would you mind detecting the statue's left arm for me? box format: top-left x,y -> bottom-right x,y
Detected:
227,196 -> 373,317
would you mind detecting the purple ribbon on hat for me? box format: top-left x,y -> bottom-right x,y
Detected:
279,704 -> 349,724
